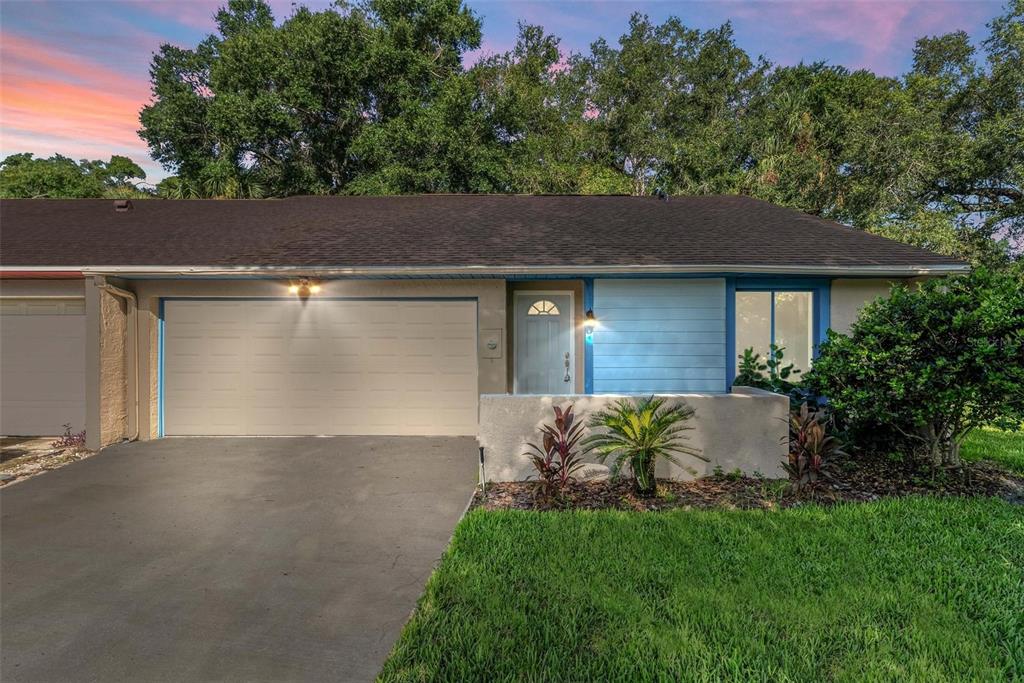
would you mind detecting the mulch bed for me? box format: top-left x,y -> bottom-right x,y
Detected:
472,456 -> 1024,512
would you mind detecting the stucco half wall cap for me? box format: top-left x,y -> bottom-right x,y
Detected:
59,263 -> 973,278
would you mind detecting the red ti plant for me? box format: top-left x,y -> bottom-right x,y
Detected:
784,403 -> 846,492
51,423 -> 87,452
524,404 -> 586,500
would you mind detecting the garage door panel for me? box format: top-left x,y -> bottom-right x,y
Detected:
2,400 -> 85,435
3,368 -> 80,396
163,299 -> 478,436
166,370 -> 210,392
1,310 -> 86,435
441,338 -> 477,356
403,306 -> 444,324
206,373 -> 246,393
173,337 -> 236,358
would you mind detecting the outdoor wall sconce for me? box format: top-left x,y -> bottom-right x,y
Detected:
584,309 -> 597,339
288,278 -> 321,296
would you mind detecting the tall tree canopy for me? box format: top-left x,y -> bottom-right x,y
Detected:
138,0 -> 1023,263
140,0 -> 480,196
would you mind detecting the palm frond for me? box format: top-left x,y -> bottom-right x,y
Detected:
583,396 -> 704,494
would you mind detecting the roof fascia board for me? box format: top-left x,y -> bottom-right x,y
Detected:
61,263 -> 971,278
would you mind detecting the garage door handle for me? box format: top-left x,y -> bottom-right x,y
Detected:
564,352 -> 571,383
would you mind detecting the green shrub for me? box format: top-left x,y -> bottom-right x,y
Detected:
732,343 -> 800,394
585,396 -> 705,495
732,344 -> 816,410
804,268 -> 1024,465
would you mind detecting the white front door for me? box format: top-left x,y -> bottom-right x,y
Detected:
515,293 -> 573,394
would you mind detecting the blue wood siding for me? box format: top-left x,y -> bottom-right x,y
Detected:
592,279 -> 726,393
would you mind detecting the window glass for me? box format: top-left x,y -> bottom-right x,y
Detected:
527,300 -> 560,316
736,292 -> 771,359
773,291 -> 813,374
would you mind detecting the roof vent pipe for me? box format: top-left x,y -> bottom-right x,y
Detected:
113,199 -> 133,212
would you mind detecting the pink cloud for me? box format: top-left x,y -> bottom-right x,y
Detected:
724,0 -> 993,74
513,1 -> 609,39
549,48 -> 572,73
122,0 -> 220,31
2,74 -> 149,145
124,0 -> 337,32
0,33 -> 150,95
463,38 -> 509,66
0,32 -> 154,168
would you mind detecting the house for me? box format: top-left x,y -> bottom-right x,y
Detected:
0,195 -> 967,477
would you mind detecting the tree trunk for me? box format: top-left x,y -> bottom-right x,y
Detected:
921,423 -> 943,466
943,439 -> 962,467
921,422 -> 962,467
634,452 -> 657,496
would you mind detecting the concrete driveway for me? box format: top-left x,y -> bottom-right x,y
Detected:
1,436 -> 477,682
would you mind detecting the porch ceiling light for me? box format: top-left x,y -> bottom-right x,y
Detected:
288,278 -> 321,297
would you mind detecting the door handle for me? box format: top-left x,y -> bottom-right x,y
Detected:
564,352 -> 571,383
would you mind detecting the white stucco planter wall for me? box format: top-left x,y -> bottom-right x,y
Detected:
478,388 -> 789,482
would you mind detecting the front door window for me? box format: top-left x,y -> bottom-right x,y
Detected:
736,290 -> 814,374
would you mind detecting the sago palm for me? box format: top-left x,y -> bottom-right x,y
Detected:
584,396 -> 705,495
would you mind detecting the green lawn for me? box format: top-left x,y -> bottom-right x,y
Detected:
380,498 -> 1024,682
963,429 -> 1024,474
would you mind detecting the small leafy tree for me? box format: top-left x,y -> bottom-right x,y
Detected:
584,396 -> 705,495
0,153 -> 148,199
804,268 -> 1024,466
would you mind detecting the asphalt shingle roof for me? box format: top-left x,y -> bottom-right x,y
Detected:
0,195 -> 965,271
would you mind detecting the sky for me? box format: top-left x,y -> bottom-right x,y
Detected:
0,0 -> 1006,184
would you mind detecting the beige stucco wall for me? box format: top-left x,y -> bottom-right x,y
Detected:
131,278 -> 508,440
82,274 -> 950,447
830,279 -> 897,334
83,277 -> 131,449
98,287 -> 128,446
507,280 -> 585,393
478,388 -> 789,482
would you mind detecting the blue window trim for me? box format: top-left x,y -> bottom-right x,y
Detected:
157,298 -> 165,437
725,278 -> 737,392
727,278 -> 831,391
583,278 -> 594,394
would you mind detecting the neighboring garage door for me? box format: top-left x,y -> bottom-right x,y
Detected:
0,298 -> 86,435
162,299 -> 479,436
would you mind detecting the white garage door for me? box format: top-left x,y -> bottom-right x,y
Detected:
0,298 -> 86,435
162,299 -> 479,436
